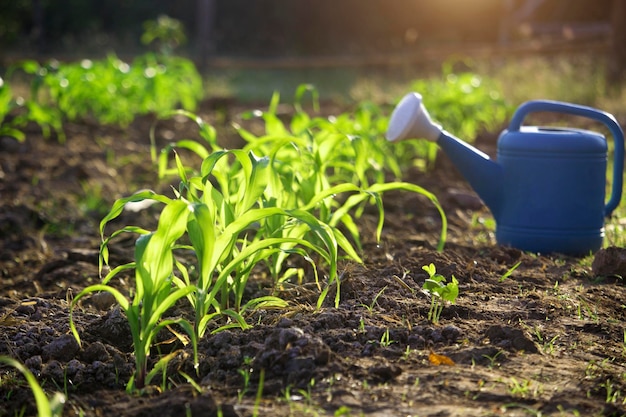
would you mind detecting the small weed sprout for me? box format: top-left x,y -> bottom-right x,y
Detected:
380,328 -> 394,347
499,261 -> 521,282
421,263 -> 459,324
482,349 -> 505,369
238,357 -> 254,402
360,286 -> 387,312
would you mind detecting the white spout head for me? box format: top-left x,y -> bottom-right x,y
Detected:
386,92 -> 442,142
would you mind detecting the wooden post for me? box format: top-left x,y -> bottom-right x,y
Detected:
196,0 -> 216,71
608,0 -> 626,85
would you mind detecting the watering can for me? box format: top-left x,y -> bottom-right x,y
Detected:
386,92 -> 625,255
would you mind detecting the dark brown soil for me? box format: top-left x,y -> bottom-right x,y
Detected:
1,100 -> 626,417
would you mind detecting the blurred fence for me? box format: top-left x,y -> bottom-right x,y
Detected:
3,0 -> 625,77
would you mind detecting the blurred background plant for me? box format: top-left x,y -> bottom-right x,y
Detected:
141,15 -> 188,56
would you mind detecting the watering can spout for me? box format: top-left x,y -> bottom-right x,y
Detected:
386,92 -> 504,217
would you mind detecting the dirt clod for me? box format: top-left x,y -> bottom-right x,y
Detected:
592,246 -> 626,277
42,334 -> 81,362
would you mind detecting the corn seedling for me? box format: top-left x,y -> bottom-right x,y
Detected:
421,263 -> 459,324
253,369 -> 265,417
177,148 -> 346,316
152,91 -> 446,308
5,51 -> 201,135
0,77 -> 26,142
92,150 -> 347,391
236,89 -> 447,253
0,71 -> 64,143
71,194 -> 198,392
0,356 -> 65,417
237,357 -> 254,402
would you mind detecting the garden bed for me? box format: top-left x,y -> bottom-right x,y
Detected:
1,99 -> 625,417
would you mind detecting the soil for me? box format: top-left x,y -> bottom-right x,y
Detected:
1,99 -> 626,417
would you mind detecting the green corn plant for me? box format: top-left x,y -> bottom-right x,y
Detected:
71,194 -> 197,392
289,84 -> 405,184
179,202 -> 343,330
178,149 -> 349,316
1,64 -> 65,143
240,90 -> 390,190
421,263 -> 459,324
96,148 -> 347,361
9,52 -> 201,129
149,89 -> 447,309
238,90 -> 447,253
0,77 -> 25,142
0,356 -> 65,417
150,109 -> 220,172
239,131 -> 369,284
254,145 -> 445,306
308,102 -> 406,184
157,128 -> 361,308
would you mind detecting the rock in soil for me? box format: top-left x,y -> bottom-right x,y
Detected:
592,246 -> 626,277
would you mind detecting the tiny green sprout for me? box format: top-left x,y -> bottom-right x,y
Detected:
358,316 -> 366,333
179,371 -> 203,394
402,345 -> 413,361
482,349 -> 505,369
252,369 -> 265,417
499,261 -> 521,282
360,286 -> 387,312
334,406 -> 352,416
237,357 -> 254,402
380,328 -> 395,347
421,263 -> 459,324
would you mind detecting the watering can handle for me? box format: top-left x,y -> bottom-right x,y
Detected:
509,100 -> 625,217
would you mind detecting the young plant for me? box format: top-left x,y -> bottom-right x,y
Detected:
380,328 -> 395,347
237,89 -> 448,253
179,149 -> 347,315
141,15 -> 187,56
96,148 -> 348,379
499,261 -> 521,282
0,77 -> 25,142
360,286 -> 387,312
143,88 -> 448,312
0,69 -> 65,143
71,195 -> 197,392
421,263 -> 459,324
9,51 -> 201,130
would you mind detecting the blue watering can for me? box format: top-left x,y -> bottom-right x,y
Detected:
386,92 -> 625,255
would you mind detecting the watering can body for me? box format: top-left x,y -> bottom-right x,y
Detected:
387,93 -> 625,255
